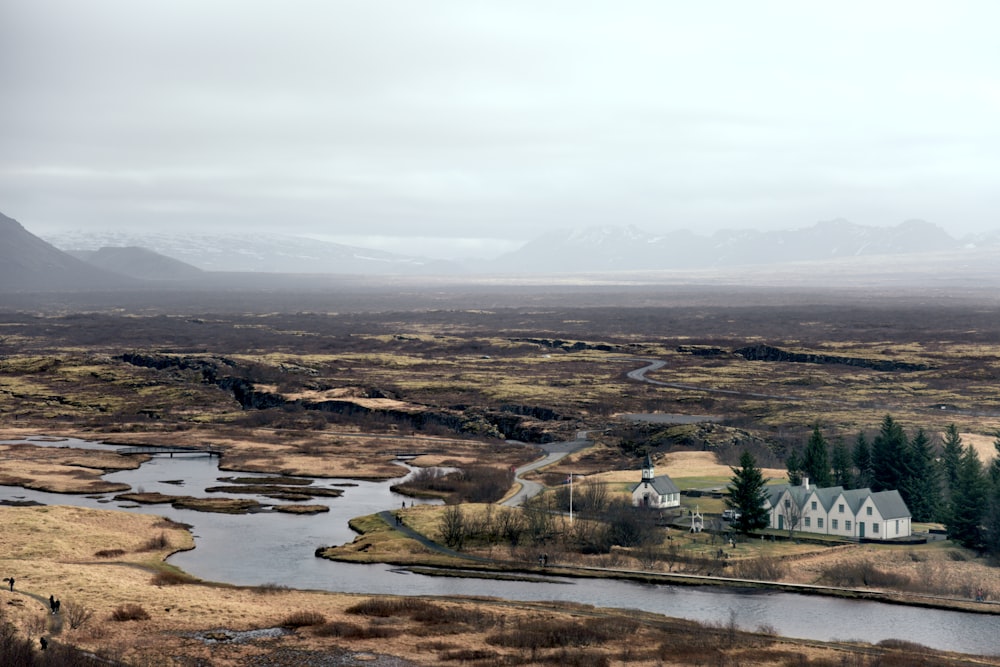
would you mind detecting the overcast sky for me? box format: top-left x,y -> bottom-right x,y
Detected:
2,1 -> 998,258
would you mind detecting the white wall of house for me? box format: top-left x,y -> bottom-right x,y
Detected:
767,485 -> 910,540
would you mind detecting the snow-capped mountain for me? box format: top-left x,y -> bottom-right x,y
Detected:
42,231 -> 462,275
484,219 -> 970,273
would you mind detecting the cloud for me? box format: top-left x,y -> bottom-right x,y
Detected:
2,1 -> 999,243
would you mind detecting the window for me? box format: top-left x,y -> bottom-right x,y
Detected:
832,519 -> 838,529
838,504 -> 844,513
811,500 -> 817,510
873,523 -> 879,533
866,507 -> 873,516
784,498 -> 790,508
845,520 -> 851,531
818,518 -> 824,528
804,517 -> 811,527
896,519 -> 899,532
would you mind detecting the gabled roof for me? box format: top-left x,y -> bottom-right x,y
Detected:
870,490 -> 910,519
632,475 -> 679,496
765,482 -> 911,519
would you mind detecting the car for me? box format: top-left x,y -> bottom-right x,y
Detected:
722,509 -> 741,521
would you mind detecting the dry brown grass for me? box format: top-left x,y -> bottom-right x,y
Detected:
2,484 -> 998,665
0,443 -> 138,493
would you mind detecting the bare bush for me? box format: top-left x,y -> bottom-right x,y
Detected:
346,597 -> 433,617
110,603 -> 150,622
93,548 -> 126,558
63,599 -> 95,630
151,570 -> 191,586
818,559 -> 911,588
439,504 -> 466,550
253,582 -> 291,595
137,532 -> 170,551
280,610 -> 326,628
729,556 -> 787,581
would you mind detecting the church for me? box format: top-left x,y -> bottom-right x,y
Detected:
630,453 -> 681,509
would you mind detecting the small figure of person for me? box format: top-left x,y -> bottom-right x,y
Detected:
49,595 -> 56,614
40,637 -> 48,650
8,577 -> 13,592
54,599 -> 60,614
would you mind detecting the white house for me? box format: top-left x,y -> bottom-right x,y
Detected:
764,477 -> 911,540
631,453 -> 681,509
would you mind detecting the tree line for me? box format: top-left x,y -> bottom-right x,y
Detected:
728,416 -> 1000,555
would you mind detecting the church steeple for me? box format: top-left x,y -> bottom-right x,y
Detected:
642,452 -> 655,483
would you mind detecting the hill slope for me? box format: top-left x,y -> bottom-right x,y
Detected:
0,212 -> 130,291
70,246 -> 204,280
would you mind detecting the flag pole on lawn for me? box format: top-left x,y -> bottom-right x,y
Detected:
569,472 -> 573,524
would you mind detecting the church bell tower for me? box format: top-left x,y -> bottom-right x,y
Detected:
642,452 -> 655,484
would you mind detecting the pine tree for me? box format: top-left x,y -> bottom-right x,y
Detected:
831,439 -> 853,489
852,432 -> 873,489
785,449 -> 803,486
947,444 -> 989,550
727,451 -> 770,535
990,432 -> 1000,487
940,424 -> 964,502
903,428 -> 941,522
983,482 -> 1000,558
871,415 -> 910,492
802,424 -> 832,487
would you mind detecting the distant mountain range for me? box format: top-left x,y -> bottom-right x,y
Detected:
40,218 -> 1000,277
4,209 -> 1000,293
43,229 -> 463,275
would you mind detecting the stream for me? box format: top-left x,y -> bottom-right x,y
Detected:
1,436 -> 997,656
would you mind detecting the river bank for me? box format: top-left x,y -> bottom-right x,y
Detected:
3,504 -> 997,667
321,506 -> 1000,617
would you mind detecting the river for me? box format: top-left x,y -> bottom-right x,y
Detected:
1,436 -> 997,656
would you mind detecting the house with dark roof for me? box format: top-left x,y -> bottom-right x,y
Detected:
631,453 -> 681,509
764,477 -> 911,540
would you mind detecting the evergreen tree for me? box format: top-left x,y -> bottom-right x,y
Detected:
990,432 -> 1000,488
947,444 -> 989,550
871,415 -> 911,492
727,451 -> 770,535
902,428 -> 941,522
940,424 -> 964,501
852,432 -> 873,489
785,449 -> 803,486
802,424 -> 832,487
983,482 -> 1000,558
831,439 -> 853,489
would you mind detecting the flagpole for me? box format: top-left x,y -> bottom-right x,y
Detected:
569,473 -> 573,524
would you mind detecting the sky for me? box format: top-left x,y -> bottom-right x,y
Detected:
2,1 -> 999,259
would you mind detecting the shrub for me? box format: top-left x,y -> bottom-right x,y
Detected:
313,621 -> 399,639
150,570 -> 190,586
253,582 -> 291,595
819,559 -> 910,588
280,610 -> 326,628
346,597 -> 432,617
138,532 -> 170,551
111,603 -> 150,622
93,548 -> 126,558
730,556 -> 787,581
63,599 -> 95,630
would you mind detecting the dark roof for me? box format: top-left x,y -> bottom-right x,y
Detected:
870,490 -> 910,519
632,475 -> 679,496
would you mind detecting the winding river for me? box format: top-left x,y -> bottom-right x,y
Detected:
1,436 -> 997,656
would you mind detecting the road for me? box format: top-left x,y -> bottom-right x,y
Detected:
626,358 -> 807,401
501,431 -> 591,507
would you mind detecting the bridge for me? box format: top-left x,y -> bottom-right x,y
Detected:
117,445 -> 222,458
